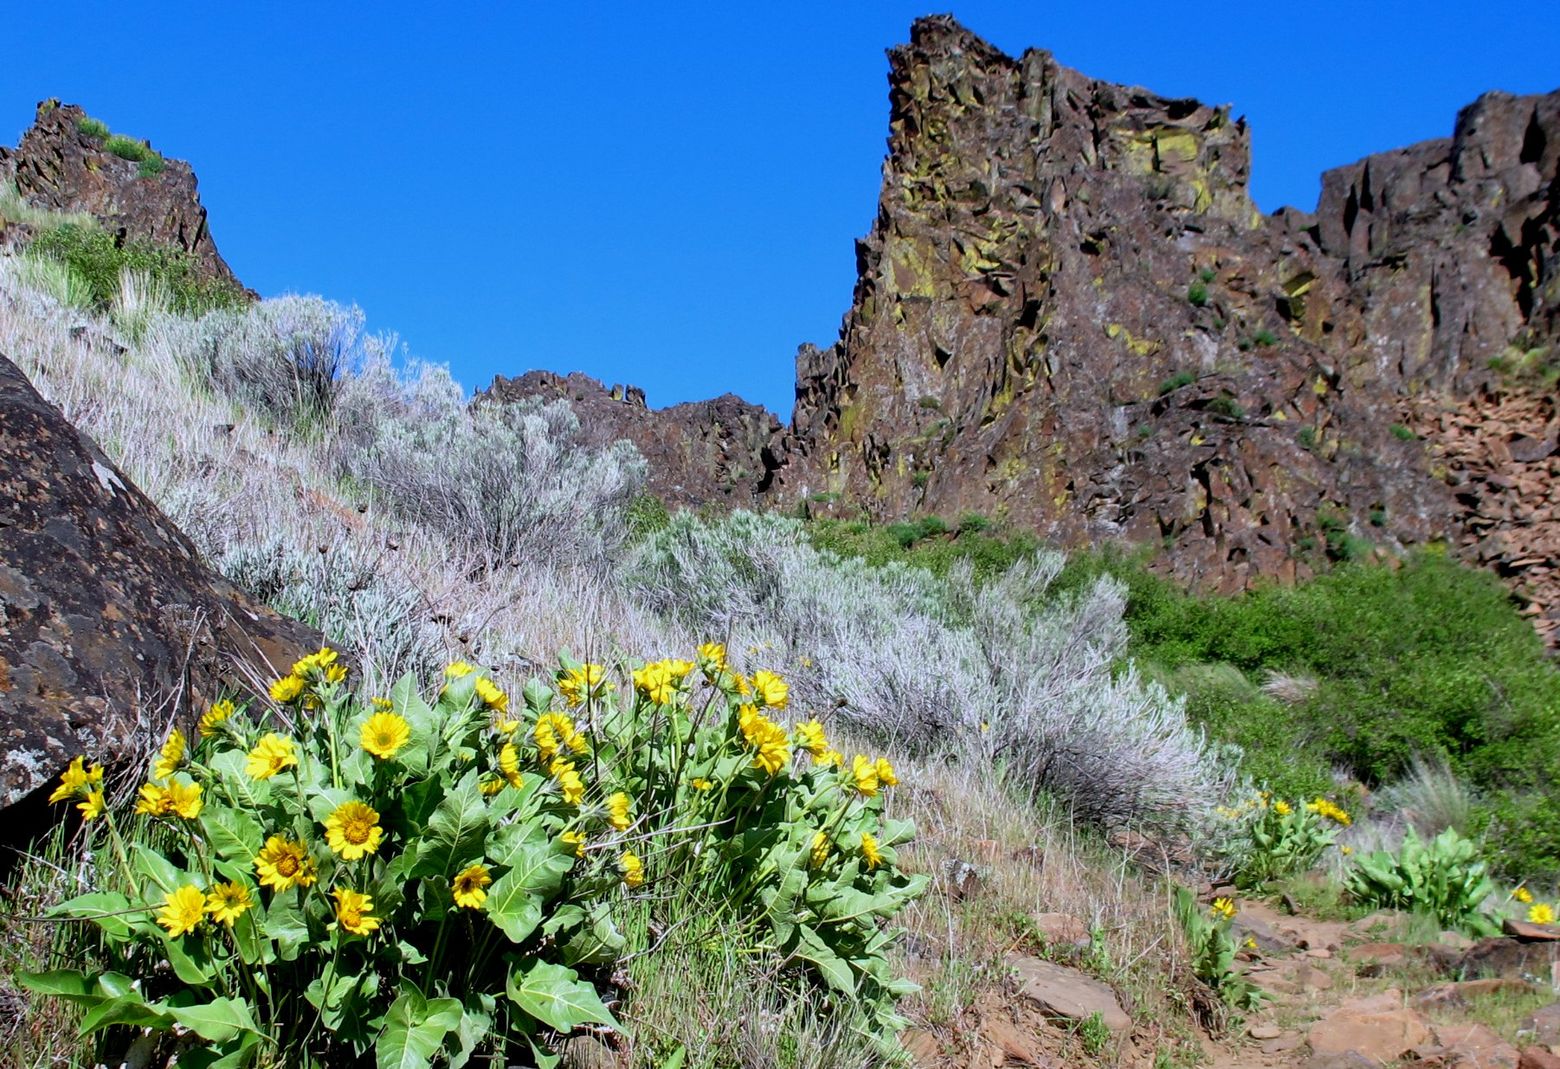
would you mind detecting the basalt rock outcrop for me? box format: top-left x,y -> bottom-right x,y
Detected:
484,370 -> 784,506
0,99 -> 247,291
0,353 -> 322,813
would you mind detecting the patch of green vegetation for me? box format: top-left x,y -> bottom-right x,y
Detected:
1198,268 -> 1217,284
103,133 -> 159,164
1187,281 -> 1209,307
75,115 -> 109,140
1058,548 -> 1560,878
1390,423 -> 1416,442
912,470 -> 931,489
1158,371 -> 1195,396
625,492 -> 671,538
1297,426 -> 1318,450
806,515 -> 1040,581
136,155 -> 167,178
27,223 -> 247,315
1252,329 -> 1278,347
1207,394 -> 1244,419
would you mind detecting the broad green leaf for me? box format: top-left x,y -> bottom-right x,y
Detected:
49,891 -> 137,940
489,826 -> 572,897
79,993 -> 172,1035
414,768 -> 488,876
132,843 -> 183,894
484,872 -> 543,944
263,892 -> 310,961
18,969 -> 100,1005
794,925 -> 856,995
505,960 -> 617,1032
163,933 -> 214,984
166,996 -> 263,1042
376,990 -> 462,1069
209,748 -> 272,810
200,805 -> 264,880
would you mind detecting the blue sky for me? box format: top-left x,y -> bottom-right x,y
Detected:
4,3 -> 1558,419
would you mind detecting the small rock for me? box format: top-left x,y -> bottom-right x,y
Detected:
1520,1001 -> 1560,1045
982,1018 -> 1048,1065
1505,918 -> 1560,942
1007,955 -> 1131,1032
1031,913 -> 1090,948
1261,1032 -> 1304,1054
1519,1047 -> 1560,1069
1416,978 -> 1542,1007
1308,990 -> 1431,1064
1249,1022 -> 1283,1039
1432,1022 -> 1519,1068
1306,947 -> 1334,959
900,1028 -> 942,1068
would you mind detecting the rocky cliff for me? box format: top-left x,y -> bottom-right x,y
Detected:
0,99 -> 246,290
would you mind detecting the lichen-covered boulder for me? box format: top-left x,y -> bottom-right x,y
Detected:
0,353 -> 322,810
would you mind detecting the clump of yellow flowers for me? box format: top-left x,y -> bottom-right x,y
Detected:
31,644 -> 926,1064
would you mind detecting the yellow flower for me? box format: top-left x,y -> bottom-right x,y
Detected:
498,742 -> 523,787
809,831 -> 831,869
1211,897 -> 1237,921
551,758 -> 584,806
332,888 -> 381,936
372,696 -> 394,712
1244,937 -> 1257,950
1273,800 -> 1293,816
136,782 -> 173,817
324,801 -> 384,860
290,647 -> 340,677
534,712 -> 588,761
205,881 -> 252,926
451,864 -> 492,910
849,755 -> 880,797
198,699 -> 235,738
152,729 -> 186,780
874,756 -> 898,787
269,674 -> 305,704
698,642 -> 727,670
795,719 -> 828,758
166,778 -> 203,820
739,706 -> 790,775
49,756 -> 93,803
632,661 -> 679,705
253,835 -> 317,891
861,832 -> 883,870
1529,903 -> 1557,926
360,712 -> 411,760
690,777 -> 713,791
562,830 -> 586,858
817,749 -> 844,768
557,664 -> 605,707
157,885 -> 207,937
1306,797 -> 1352,826
1514,886 -> 1534,904
445,661 -> 476,678
1340,845 -> 1353,856
480,776 -> 504,798
606,791 -> 632,831
474,677 -> 509,714
664,658 -> 696,680
245,733 -> 298,780
618,850 -> 645,888
324,663 -> 348,685
76,789 -> 106,821
751,670 -> 788,709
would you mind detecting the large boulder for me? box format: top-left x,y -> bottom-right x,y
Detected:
0,353 -> 322,812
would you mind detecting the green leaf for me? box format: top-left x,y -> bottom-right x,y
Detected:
132,843 -> 183,895
79,993 -> 172,1035
376,990 -> 463,1069
505,960 -> 617,1032
18,969 -> 100,1005
414,768 -> 488,876
163,932 -> 214,984
200,805 -> 264,881
262,891 -> 310,961
484,874 -> 543,944
48,891 -> 137,940
165,996 -> 263,1042
209,748 -> 272,810
794,924 -> 856,995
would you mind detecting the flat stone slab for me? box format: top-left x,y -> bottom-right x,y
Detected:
1307,990 -> 1431,1064
1008,955 -> 1130,1032
1505,917 -> 1560,942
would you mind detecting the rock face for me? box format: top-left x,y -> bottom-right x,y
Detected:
483,370 -> 784,506
0,99 -> 247,291
0,354 -> 322,810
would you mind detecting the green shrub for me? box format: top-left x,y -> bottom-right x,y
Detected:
1187,282 -> 1209,307
27,223 -> 246,315
104,133 -> 158,164
1253,329 -> 1278,347
1221,794 -> 1349,888
1345,828 -> 1498,935
1389,423 -> 1416,442
1158,371 -> 1195,396
1172,887 -> 1262,1011
137,155 -> 167,178
26,648 -> 926,1065
1207,394 -> 1244,419
806,516 -> 1039,582
1297,426 -> 1318,450
75,115 -> 109,140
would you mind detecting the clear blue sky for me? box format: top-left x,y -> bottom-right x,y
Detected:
4,3 -> 1558,419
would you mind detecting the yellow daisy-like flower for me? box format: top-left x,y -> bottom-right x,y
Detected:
451,863 -> 492,910
77,789 -> 106,821
690,777 -> 713,791
551,758 -> 585,806
1340,845 -> 1353,856
136,782 -> 173,817
751,670 -> 788,710
698,642 -> 727,671
873,756 -> 898,787
618,850 -> 645,888
360,712 -> 411,760
561,829 -> 586,858
795,719 -> 828,758
253,835 -> 317,892
1514,886 -> 1534,904
1211,897 -> 1237,921
739,706 -> 791,775
324,663 -> 348,685
817,749 -> 844,768
480,776 -> 505,798
445,661 -> 476,678
290,647 -> 340,677
861,832 -> 883,870
1529,902 -> 1557,926
809,830 -> 831,869
1306,797 -> 1352,826
606,791 -> 632,831
849,755 -> 880,797
557,664 -> 606,707
49,756 -> 103,804
332,888 -> 381,936
632,661 -> 679,706
245,733 -> 298,780
152,729 -> 186,780
157,885 -> 207,937
498,742 -> 524,788
166,778 -> 203,820
198,699 -> 235,738
534,712 -> 588,762
1273,800 -> 1293,816
324,801 -> 384,861
205,881 -> 252,926
474,677 -> 509,714
269,674 -> 305,704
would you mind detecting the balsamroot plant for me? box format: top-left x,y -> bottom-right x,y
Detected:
1344,827 -> 1498,934
28,645 -> 925,1066
631,511 -> 1231,828
1220,793 -> 1352,887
